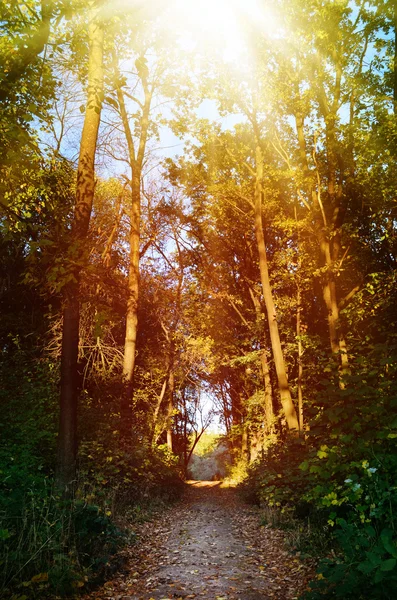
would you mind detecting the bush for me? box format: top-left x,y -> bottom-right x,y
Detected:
0,481 -> 128,598
241,347 -> 397,599
0,378 -> 184,598
0,438 -> 184,598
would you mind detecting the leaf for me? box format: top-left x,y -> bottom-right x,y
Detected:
374,569 -> 385,583
358,561 -> 375,574
0,529 -> 11,540
380,528 -> 397,557
105,96 -> 118,109
380,558 -> 396,572
31,572 -> 48,583
389,416 -> 397,429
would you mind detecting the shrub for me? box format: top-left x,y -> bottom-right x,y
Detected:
242,347 -> 397,599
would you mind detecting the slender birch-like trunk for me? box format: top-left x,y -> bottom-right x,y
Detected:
166,370 -> 175,451
113,52 -> 152,433
248,286 -> 274,434
254,144 -> 299,432
295,111 -> 348,376
56,10 -> 104,492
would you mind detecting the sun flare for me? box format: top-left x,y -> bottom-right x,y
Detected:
162,0 -> 281,64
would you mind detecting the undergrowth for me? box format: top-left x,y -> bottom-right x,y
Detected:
0,444 -> 183,599
240,347 -> 397,599
0,362 -> 184,599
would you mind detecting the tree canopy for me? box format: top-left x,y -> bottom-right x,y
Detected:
1,1 -> 397,598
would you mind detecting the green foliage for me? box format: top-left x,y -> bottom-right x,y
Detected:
0,483 -> 128,598
2,1 -> 397,598
240,436 -> 312,510
0,349 -> 183,598
0,398 -> 183,598
192,432 -> 221,457
243,343 -> 397,598
305,521 -> 397,599
78,437 -> 184,514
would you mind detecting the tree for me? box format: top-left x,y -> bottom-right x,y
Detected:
264,0 -> 395,373
56,4 -> 104,492
167,113 -> 300,433
109,45 -> 153,433
0,0 -> 55,102
106,28 -> 185,434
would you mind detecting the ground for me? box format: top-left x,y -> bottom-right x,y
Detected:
84,482 -> 316,600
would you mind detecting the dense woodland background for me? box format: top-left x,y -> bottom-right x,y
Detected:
1,0 -> 397,598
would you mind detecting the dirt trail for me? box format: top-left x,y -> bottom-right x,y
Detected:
85,481 -> 315,600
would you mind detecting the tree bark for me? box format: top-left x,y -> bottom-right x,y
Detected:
250,428 -> 261,463
152,374 -> 168,442
166,370 -> 175,451
121,175 -> 141,431
56,11 -> 104,493
394,0 -> 397,114
113,52 -> 152,434
294,112 -> 348,375
254,144 -> 299,432
294,206 -> 304,434
248,286 -> 274,434
296,280 -> 304,433
241,422 -> 249,462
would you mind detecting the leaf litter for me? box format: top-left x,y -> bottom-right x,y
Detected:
83,481 -> 316,600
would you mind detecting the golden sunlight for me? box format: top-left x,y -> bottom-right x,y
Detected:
162,0 -> 281,63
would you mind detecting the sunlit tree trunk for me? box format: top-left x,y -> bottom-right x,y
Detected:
154,236 -> 184,449
152,374 -> 168,442
295,111 -> 348,376
296,279 -> 304,433
394,0 -> 397,115
166,370 -> 175,451
113,52 -> 152,434
254,144 -> 299,432
241,422 -> 249,462
56,11 -> 104,493
250,428 -> 261,463
294,206 -> 304,434
121,175 -> 141,429
152,343 -> 174,446
248,286 -> 274,434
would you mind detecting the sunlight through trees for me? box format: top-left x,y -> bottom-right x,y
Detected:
1,0 -> 397,597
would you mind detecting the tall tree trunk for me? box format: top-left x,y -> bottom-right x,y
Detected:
113,52 -> 152,434
152,374 -> 168,443
394,0 -> 397,115
294,112 -> 348,374
56,12 -> 104,493
296,279 -> 304,433
248,286 -> 274,434
121,175 -> 141,432
254,145 -> 299,432
241,422 -> 249,462
317,68 -> 350,376
250,428 -> 261,463
294,206 -> 304,434
166,370 -> 175,451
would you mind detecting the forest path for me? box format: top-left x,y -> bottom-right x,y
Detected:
85,482 -> 315,600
